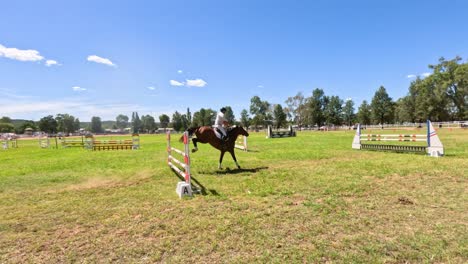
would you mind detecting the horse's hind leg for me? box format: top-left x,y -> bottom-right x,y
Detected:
229,150 -> 241,169
192,138 -> 199,152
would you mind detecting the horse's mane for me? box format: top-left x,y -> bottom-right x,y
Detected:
186,127 -> 200,137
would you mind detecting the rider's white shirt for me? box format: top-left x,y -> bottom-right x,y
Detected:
214,112 -> 227,127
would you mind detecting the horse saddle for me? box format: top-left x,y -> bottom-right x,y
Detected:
214,127 -> 229,141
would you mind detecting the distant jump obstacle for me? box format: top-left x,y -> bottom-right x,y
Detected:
39,134 -> 58,149
235,135 -> 248,151
85,134 -> 140,151
352,120 -> 444,157
61,136 -> 85,148
167,131 -> 195,198
1,138 -> 17,150
266,125 -> 296,138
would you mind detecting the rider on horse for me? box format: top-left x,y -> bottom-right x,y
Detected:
214,107 -> 230,142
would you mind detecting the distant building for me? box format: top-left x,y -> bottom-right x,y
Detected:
24,127 -> 34,136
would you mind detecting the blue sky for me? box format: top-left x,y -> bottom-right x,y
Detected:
1,0 -> 467,121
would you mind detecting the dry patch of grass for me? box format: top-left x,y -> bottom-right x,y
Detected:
64,169 -> 154,192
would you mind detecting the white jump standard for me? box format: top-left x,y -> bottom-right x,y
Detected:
352,120 -> 444,157
167,131 -> 194,198
235,135 -> 248,151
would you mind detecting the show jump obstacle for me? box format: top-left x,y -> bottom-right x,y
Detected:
352,120 -> 444,157
39,135 -> 50,148
61,136 -> 85,148
167,131 -> 195,198
1,138 -> 17,150
266,125 -> 296,138
235,135 -> 248,151
39,134 -> 58,149
85,134 -> 140,151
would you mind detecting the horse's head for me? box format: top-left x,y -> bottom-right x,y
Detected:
234,126 -> 249,137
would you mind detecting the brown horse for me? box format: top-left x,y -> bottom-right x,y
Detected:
180,126 -> 249,169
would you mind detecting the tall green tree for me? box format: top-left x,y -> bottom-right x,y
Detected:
116,114 -> 129,130
131,112 -> 142,133
172,111 -> 183,131
250,96 -> 270,128
159,114 -> 170,128
395,78 -> 421,123
453,63 -> 468,119
141,115 -> 156,133
38,115 -> 58,134
181,114 -> 189,131
324,95 -> 343,125
285,92 -> 307,127
90,116 -> 103,133
192,108 -> 216,126
0,117 -> 12,123
412,77 -> 449,122
55,114 -> 77,134
0,116 -> 14,133
0,123 -> 15,133
395,97 -> 412,123
342,99 -> 355,126
357,100 -> 371,125
186,108 -> 192,127
371,86 -> 394,125
74,118 -> 81,132
192,110 -> 203,127
273,104 -> 287,129
240,109 -> 250,128
428,56 -> 467,120
307,88 -> 326,127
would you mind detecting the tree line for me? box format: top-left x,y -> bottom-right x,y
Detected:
1,56 -> 466,134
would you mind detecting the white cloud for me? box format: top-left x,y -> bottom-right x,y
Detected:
257,85 -> 264,88
72,86 -> 87,91
186,78 -> 207,87
170,80 -> 184,86
0,44 -> 44,62
345,97 -> 352,101
87,55 -> 116,67
177,70 -> 183,74
408,72 -> 432,79
147,86 -> 156,90
45,60 -> 59,66
169,78 -> 207,87
421,72 -> 432,77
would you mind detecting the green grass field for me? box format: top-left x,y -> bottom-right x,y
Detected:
1,129 -> 467,263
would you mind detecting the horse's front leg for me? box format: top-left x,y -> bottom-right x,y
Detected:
218,151 -> 225,169
192,138 -> 199,153
229,150 -> 241,169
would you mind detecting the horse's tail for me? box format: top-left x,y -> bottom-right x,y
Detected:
179,127 -> 199,142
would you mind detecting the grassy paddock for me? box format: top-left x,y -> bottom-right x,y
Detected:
0,129 -> 467,263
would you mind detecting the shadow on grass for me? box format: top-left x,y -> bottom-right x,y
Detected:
242,150 -> 260,153
173,171 -> 210,195
173,167 -> 269,196
215,166 -> 269,175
